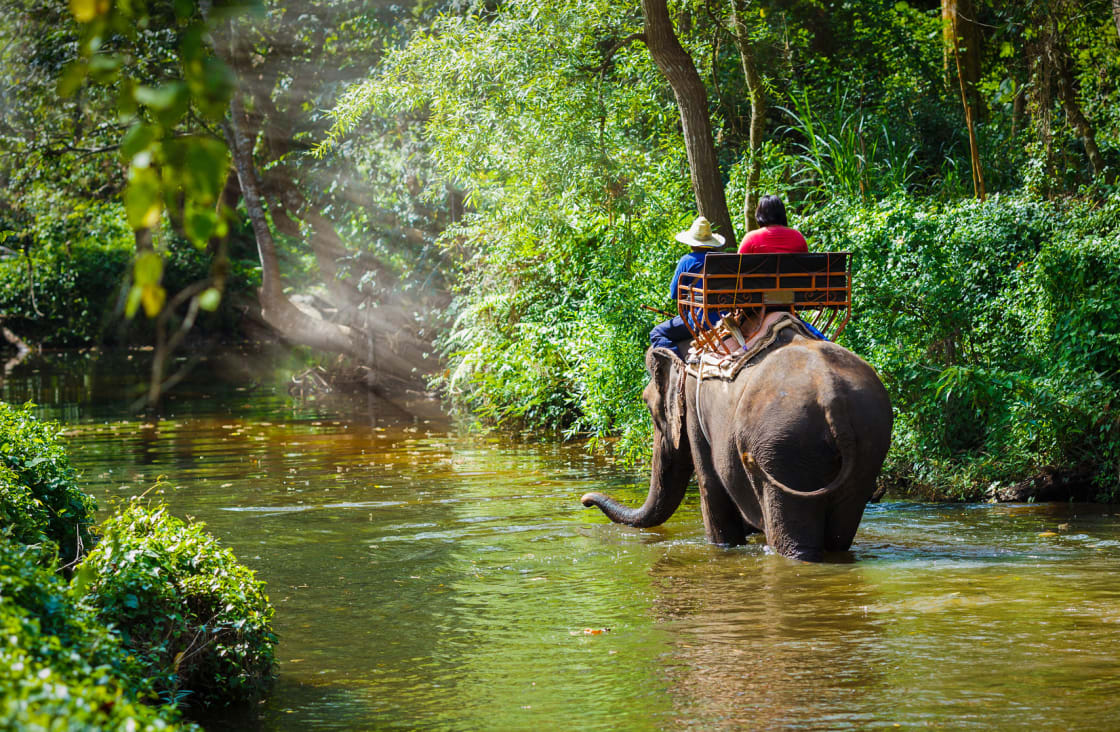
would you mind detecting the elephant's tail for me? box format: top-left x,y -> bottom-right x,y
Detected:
764,400 -> 858,499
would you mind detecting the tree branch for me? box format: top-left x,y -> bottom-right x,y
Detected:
576,32 -> 647,75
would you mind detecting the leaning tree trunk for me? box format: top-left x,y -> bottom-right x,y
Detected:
642,0 -> 735,245
730,0 -> 766,233
223,93 -> 361,359
1054,40 -> 1106,178
943,0 -> 985,199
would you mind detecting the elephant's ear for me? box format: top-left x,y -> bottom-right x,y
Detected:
645,347 -> 686,450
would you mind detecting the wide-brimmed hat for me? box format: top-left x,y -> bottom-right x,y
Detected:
674,216 -> 726,248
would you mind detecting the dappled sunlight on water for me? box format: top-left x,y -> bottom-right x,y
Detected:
7,350 -> 1120,729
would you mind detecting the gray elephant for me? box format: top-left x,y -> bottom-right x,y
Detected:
582,323 -> 892,561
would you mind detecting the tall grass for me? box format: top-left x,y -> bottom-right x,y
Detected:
779,86 -> 918,201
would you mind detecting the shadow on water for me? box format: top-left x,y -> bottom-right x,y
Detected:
6,350 -> 1120,729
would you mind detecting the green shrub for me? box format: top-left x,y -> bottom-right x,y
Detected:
0,193 -> 134,346
0,538 -> 181,730
802,192 -> 1120,499
0,191 -> 260,347
0,540 -> 127,678
437,201 -> 687,449
0,403 -> 96,564
77,502 -> 276,709
0,644 -> 178,732
0,465 -> 52,549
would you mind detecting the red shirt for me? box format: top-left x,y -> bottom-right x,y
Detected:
737,226 -> 808,254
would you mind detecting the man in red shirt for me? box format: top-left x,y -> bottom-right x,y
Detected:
738,195 -> 808,253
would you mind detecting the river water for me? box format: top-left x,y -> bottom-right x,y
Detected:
5,349 -> 1120,730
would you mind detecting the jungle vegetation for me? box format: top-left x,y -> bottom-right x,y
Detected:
1,0 -> 1119,500
0,403 -> 276,726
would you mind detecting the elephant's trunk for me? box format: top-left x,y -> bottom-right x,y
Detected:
581,431 -> 692,528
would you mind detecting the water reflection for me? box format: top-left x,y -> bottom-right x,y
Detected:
6,350 -> 1120,729
648,549 -> 884,730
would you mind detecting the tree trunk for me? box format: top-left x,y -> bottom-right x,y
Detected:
1054,42 -> 1106,178
730,0 -> 766,233
1112,0 -> 1120,44
642,0 -> 735,245
223,93 -> 361,359
944,0 -> 985,199
942,0 -> 982,114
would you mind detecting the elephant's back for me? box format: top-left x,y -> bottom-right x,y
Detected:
741,337 -> 889,417
732,337 -> 892,492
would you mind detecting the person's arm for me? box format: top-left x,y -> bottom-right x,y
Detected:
669,256 -> 687,301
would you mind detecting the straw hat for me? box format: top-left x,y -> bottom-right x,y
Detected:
674,216 -> 726,248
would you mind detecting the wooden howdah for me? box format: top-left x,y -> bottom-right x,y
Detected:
676,252 -> 852,356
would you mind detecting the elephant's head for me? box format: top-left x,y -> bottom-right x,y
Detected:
581,347 -> 694,527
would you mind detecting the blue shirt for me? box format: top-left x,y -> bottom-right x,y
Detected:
669,250 -> 720,329
669,250 -> 709,301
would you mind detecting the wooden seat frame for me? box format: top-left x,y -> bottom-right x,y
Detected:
676,252 -> 852,356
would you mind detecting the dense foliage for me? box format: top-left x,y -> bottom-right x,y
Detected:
78,502 -> 277,708
325,0 -> 1120,496
0,196 -> 260,346
0,540 -> 182,729
806,194 -> 1120,499
0,404 -> 276,721
0,403 -> 95,563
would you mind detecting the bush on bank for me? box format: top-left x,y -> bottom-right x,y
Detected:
77,502 -> 277,708
0,403 -> 276,722
0,402 -> 95,565
804,192 -> 1120,500
0,193 -> 260,347
0,539 -> 181,730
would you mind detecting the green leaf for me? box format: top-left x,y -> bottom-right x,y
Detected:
124,168 -> 161,229
125,285 -> 143,318
57,61 -> 89,97
133,251 -> 163,288
70,562 -> 98,596
133,82 -> 187,111
140,284 -> 166,318
69,0 -> 104,23
198,287 -> 222,312
182,138 -> 230,201
184,208 -> 217,244
119,124 -> 158,162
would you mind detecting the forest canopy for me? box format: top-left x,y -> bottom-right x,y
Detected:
1,0 -> 1119,499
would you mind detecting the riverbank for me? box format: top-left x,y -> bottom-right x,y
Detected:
0,400 -> 277,727
5,337 -> 1114,506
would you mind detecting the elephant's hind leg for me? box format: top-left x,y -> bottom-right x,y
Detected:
698,477 -> 753,546
822,488 -> 873,552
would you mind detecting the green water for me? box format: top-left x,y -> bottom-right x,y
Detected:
6,350 -> 1120,730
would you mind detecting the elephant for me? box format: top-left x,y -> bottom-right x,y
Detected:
581,322 -> 892,561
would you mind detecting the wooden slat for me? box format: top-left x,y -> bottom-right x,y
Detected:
676,252 -> 852,355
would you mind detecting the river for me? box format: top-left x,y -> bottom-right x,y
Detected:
5,348 -> 1120,730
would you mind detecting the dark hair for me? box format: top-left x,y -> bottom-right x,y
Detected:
755,195 -> 788,228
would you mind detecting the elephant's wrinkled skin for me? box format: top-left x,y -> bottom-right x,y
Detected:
582,334 -> 892,561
